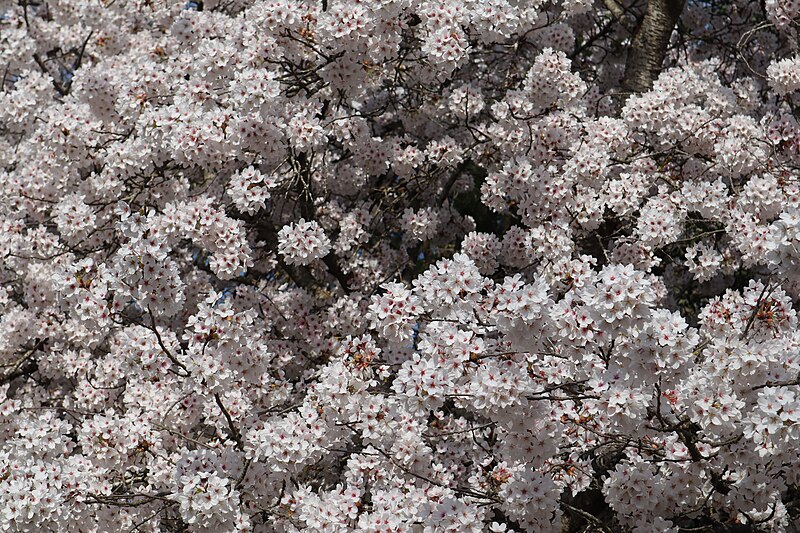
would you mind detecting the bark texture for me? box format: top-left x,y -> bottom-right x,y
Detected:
621,0 -> 686,94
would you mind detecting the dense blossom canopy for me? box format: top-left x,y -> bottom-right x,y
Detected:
1,0 -> 800,531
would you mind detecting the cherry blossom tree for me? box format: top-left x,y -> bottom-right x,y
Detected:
1,0 -> 799,531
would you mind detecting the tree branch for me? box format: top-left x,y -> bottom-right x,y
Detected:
214,393 -> 244,451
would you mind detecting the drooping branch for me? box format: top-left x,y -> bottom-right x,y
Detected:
621,0 -> 686,94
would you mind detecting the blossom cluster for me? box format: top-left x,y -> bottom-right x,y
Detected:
1,0 -> 800,531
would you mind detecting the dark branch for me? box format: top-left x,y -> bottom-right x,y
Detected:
214,393 -> 244,451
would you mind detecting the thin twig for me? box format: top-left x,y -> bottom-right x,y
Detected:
147,307 -> 190,377
561,502 -> 614,533
214,393 -> 244,451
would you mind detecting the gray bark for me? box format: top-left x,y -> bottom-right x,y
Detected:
621,0 -> 686,94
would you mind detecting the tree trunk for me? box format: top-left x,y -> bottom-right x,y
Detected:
621,0 -> 686,94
